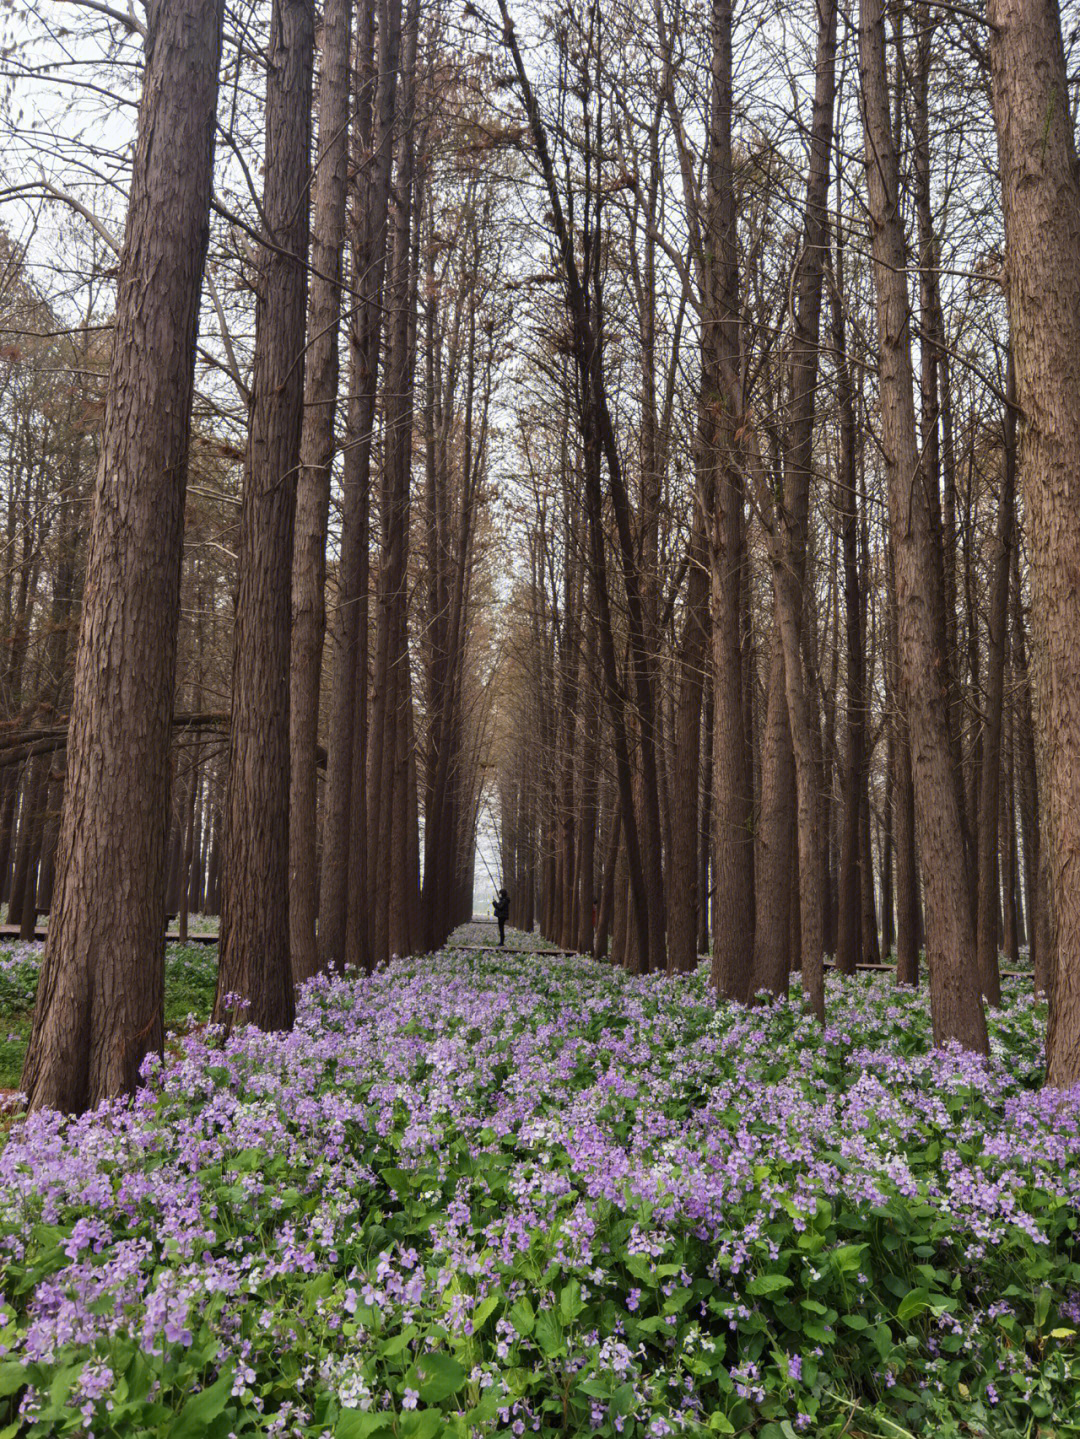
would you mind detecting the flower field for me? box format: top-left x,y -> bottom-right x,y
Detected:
1,948 -> 1078,1437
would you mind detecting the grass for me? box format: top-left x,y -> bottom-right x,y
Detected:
0,940 -> 218,1091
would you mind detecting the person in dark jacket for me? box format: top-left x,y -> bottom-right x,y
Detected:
493,888 -> 509,946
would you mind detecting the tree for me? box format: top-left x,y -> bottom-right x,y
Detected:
988,0 -> 1080,1083
21,0 -> 226,1111
859,0 -> 988,1051
215,0 -> 313,1030
289,0 -> 352,982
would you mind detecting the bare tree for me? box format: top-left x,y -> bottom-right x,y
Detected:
859,0 -> 987,1051
215,0 -> 313,1030
22,0 -> 225,1111
989,0 -> 1080,1083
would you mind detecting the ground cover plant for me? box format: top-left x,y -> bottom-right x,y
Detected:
0,943 -> 218,1092
1,947 -> 1078,1438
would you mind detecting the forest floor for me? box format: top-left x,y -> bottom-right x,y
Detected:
0,928 -> 1076,1438
0,939 -> 218,1091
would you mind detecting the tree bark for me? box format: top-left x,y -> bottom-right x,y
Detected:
22,0 -> 225,1111
289,0 -> 352,983
215,0 -> 313,1030
975,357 -> 1016,1006
859,0 -> 987,1050
988,0 -> 1080,1082
706,0 -> 755,1003
316,0 -> 397,971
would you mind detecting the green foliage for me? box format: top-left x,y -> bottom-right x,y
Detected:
0,949 -> 1075,1437
0,941 -> 218,1091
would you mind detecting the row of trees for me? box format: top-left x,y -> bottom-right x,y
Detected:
487,0 -> 1080,1080
5,0 -> 507,1109
2,0 -> 1080,1108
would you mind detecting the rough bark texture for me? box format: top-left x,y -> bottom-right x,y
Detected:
215,0 -> 313,1031
768,0 -> 837,1019
833,218 -> 864,977
859,0 -> 988,1051
288,0 -> 351,983
21,0 -> 225,1112
706,0 -> 755,1003
318,0 -> 399,971
974,360 -> 1015,1007
989,0 -> 1080,1083
667,506 -> 709,973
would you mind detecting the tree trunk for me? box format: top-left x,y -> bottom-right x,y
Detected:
215,0 -> 313,1031
975,357 -> 1016,1006
859,0 -> 987,1049
667,504 -> 709,973
706,0 -> 755,1003
370,0 -> 419,967
316,0 -> 397,971
178,752 -> 198,944
17,755 -> 49,940
834,218 -> 864,976
988,0 -> 1080,1082
289,0 -> 351,983
21,0 -> 225,1112
752,648 -> 793,994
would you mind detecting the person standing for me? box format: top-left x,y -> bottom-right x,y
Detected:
493,887 -> 509,946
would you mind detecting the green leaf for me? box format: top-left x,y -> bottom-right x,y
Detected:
381,1167 -> 415,1197
830,1245 -> 866,1275
415,1352 -> 466,1403
49,1363 -> 82,1408
534,1310 -> 564,1358
169,1366 -> 235,1439
472,1295 -> 499,1330
1035,1288 -> 1053,1329
381,1331 -> 415,1358
0,1363 -> 26,1398
841,1314 -> 869,1331
335,1413 -> 393,1439
400,1411 -> 445,1439
897,1288 -> 932,1322
708,1415 -> 736,1434
611,1383 -> 635,1416
560,1280 -> 584,1322
748,1273 -> 793,1297
509,1296 -> 535,1336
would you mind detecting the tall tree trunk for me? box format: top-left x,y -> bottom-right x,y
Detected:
975,357 -> 1016,1006
988,0 -> 1080,1082
763,0 -> 837,1018
752,646 -> 793,993
289,0 -> 352,983
667,504 -> 710,973
698,682 -> 713,959
178,750 -> 198,944
834,218 -> 864,976
215,0 -> 313,1030
706,0 -> 755,1003
1002,687 -> 1020,967
859,0 -> 988,1050
317,0 -> 398,971
1012,539 -> 1047,988
205,803 -> 222,917
576,611 -> 599,955
22,0 -> 225,1111
498,0 -> 659,970
370,0 -> 420,967
16,755 -> 48,940
881,727 -> 895,956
